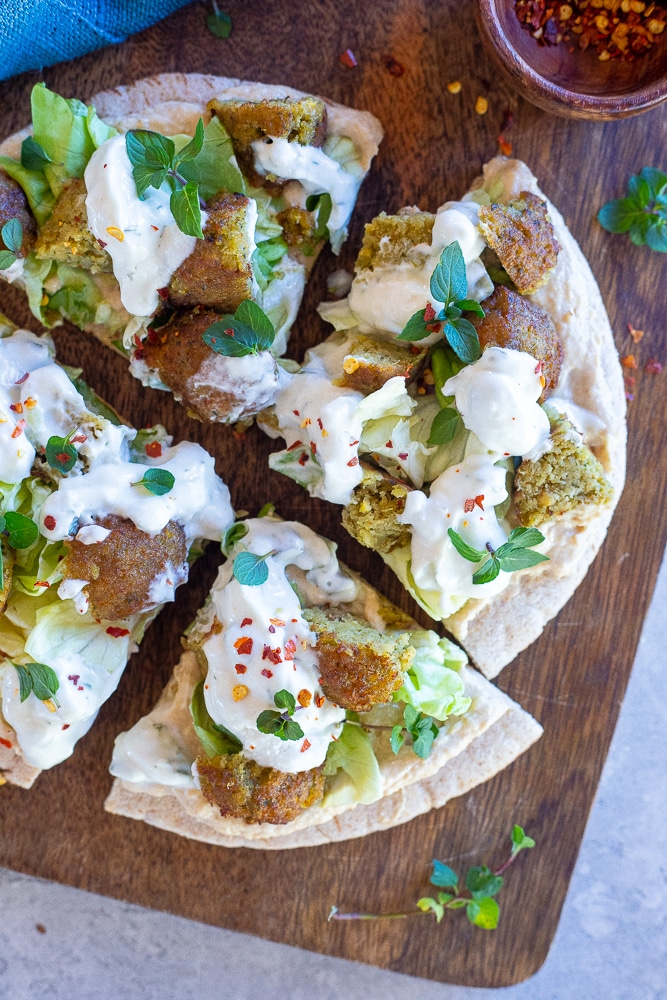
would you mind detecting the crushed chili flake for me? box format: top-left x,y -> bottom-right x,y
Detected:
398,452 -> 409,460
71,434 -> 87,444
270,618 -> 286,627
157,286 -> 170,299
44,515 -> 57,531
96,238 -> 107,249
384,55 -> 405,76
622,354 -> 638,369
68,675 -> 80,685
33,581 -> 50,588
339,48 -> 358,68
310,441 -> 317,454
145,440 -> 162,458
241,617 -> 253,628
0,736 -> 12,748
498,134 -> 513,156
106,626 -> 130,638
235,663 -> 247,674
347,456 -> 359,466
424,302 -> 437,322
385,440 -> 393,449
9,402 -> 23,413
298,452 -> 309,466
262,645 -> 282,664
261,668 -> 273,678
11,419 -> 26,438
315,694 -> 325,708
61,724 -> 70,730
268,624 -> 275,634
300,738 -> 312,753
14,372 -> 29,384
287,439 -> 303,450
284,637 -> 297,660
645,358 -> 663,374
234,636 -> 253,655
535,360 -> 544,374
628,322 -> 645,343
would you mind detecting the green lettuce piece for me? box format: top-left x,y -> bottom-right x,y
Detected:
25,600 -> 132,677
0,157 -> 55,225
268,444 -> 323,493
317,299 -> 359,332
190,680 -> 242,758
129,425 -> 172,463
249,185 -> 284,242
322,722 -> 382,807
394,632 -> 471,721
23,256 -> 117,331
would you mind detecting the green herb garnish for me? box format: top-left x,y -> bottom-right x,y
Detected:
131,467 -> 175,496
0,511 -> 40,581
222,522 -> 249,554
232,550 -> 274,586
0,218 -> 23,270
598,167 -> 667,252
206,2 -> 232,37
20,136 -> 53,172
45,430 -> 79,473
397,242 -> 483,364
390,704 -> 439,759
329,824 -> 535,929
202,299 -> 276,357
256,689 -> 305,742
302,192 -> 333,254
13,660 -> 60,708
448,526 -> 548,585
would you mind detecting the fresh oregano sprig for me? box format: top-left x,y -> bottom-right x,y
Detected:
202,299 -> 276,358
448,526 -> 548,585
0,511 -> 40,582
397,242 -> 483,364
390,704 -> 439,759
12,660 -> 61,709
206,1 -> 232,37
598,167 -> 667,252
0,218 -> 23,270
232,549 -> 276,586
131,467 -> 175,496
329,825 -> 536,929
45,429 -> 79,473
256,689 -> 305,742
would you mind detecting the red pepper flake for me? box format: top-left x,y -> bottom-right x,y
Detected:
298,452 -> 309,466
339,48 -> 357,68
310,441 -> 317,455
628,322 -> 644,344
68,675 -> 80,685
9,402 -> 23,413
351,439 -> 359,446
621,354 -> 638,369
145,440 -> 162,458
55,451 -> 71,465
424,302 -> 437,322
398,452 -> 409,460
498,135 -> 513,156
61,724 -> 70,731
287,439 -> 303,450
315,694 -> 325,708
270,618 -> 286,627
34,581 -> 50,588
151,225 -> 159,232
384,55 -> 405,76
385,440 -> 393,449
293,409 -> 300,417
44,515 -> 57,531
284,637 -> 297,661
0,736 -> 12,748
157,286 -> 169,300
96,238 -> 107,249
261,668 -> 273,678
268,624 -> 276,634
234,663 -> 247,674
106,626 -> 130,638
645,358 -> 663,375
134,333 -> 143,348
464,498 -> 476,513
234,636 -> 253,655
347,456 -> 359,467
241,617 -> 253,628
11,419 -> 26,438
300,738 -> 312,753
14,372 -> 29,385
70,434 -> 87,444
262,645 -> 282,664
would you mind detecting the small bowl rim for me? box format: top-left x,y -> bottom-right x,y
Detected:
476,0 -> 667,117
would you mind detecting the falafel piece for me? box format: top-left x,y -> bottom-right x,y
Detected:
34,179 -> 112,273
63,514 -> 187,621
276,206 -> 316,248
478,192 -> 560,295
168,192 -> 254,311
196,752 -> 325,824
472,286 -> 563,398
209,96 -> 327,148
141,308 -> 281,423
0,538 -> 13,614
304,607 -> 414,712
342,465 -> 412,555
0,171 -> 37,255
333,334 -> 427,394
355,210 -> 435,272
514,412 -> 613,527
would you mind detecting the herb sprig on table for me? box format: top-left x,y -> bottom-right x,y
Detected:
598,168 -> 667,252
329,825 -> 535,930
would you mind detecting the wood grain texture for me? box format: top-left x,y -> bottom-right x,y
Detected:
0,0 -> 665,987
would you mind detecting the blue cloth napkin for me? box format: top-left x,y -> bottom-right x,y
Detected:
0,0 -> 193,81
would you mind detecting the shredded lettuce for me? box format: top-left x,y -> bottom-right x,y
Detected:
25,600 -> 132,677
394,632 -> 471,721
317,298 -> 358,332
0,157 -> 55,225
323,722 -> 382,807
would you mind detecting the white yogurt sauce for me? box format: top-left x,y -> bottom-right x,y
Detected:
444,347 -> 551,460
84,134 -> 201,317
252,137 -> 358,238
399,453 -> 511,617
200,519 -> 356,772
0,329 -> 54,484
347,201 -> 494,337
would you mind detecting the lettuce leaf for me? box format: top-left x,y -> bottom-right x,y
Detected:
190,680 -> 242,758
175,117 -> 245,201
25,600 -> 131,678
0,157 -> 55,225
322,721 -> 382,806
394,632 -> 471,721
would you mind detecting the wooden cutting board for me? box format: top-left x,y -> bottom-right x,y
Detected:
0,0 -> 665,987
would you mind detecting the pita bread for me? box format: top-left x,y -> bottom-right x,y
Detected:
104,556 -> 542,849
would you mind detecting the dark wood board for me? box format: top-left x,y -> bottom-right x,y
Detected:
0,0 -> 665,988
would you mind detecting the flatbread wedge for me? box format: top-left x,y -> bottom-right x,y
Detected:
0,320 -> 233,788
0,74 -> 382,424
262,158 -> 626,677
105,515 -> 542,848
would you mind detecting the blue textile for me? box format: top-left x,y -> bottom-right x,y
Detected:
0,1 -> 193,81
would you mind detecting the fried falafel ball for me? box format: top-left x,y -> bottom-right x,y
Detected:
478,192 -> 560,294
62,514 -> 187,621
34,178 -> 111,272
355,209 -> 435,272
472,286 -> 563,399
196,752 -> 325,825
304,607 -> 415,712
333,334 -> 427,394
342,466 -> 412,555
168,192 -> 255,311
514,411 -> 613,527
275,206 -> 316,249
140,308 -> 283,423
0,170 -> 37,255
